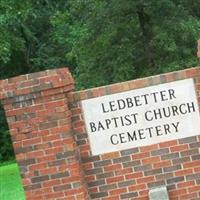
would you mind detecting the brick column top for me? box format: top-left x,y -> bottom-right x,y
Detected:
0,67 -> 74,101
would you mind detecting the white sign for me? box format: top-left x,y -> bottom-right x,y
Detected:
82,79 -> 200,155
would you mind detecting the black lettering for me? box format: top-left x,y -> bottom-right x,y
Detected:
138,129 -> 145,139
163,124 -> 171,134
124,115 -> 132,126
101,103 -> 109,113
179,104 -> 187,114
110,134 -> 119,145
172,122 -> 179,132
90,122 -> 96,132
160,90 -> 168,101
109,101 -> 117,112
151,92 -> 159,103
134,96 -> 142,106
146,127 -> 154,137
155,125 -> 163,136
98,121 -> 105,131
117,99 -> 126,110
187,102 -> 195,113
126,98 -> 134,108
162,107 -> 171,118
111,117 -> 119,128
127,131 -> 137,141
119,133 -> 126,143
141,94 -> 149,105
171,105 -> 179,116
145,111 -> 153,121
105,119 -> 111,129
120,116 -> 125,126
131,113 -> 138,124
154,108 -> 162,119
169,89 -> 176,100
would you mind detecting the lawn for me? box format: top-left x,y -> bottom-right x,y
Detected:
0,163 -> 25,200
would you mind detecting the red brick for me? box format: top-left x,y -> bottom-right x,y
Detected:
139,189 -> 149,196
140,144 -> 159,152
22,178 -> 31,186
110,84 -> 123,94
142,156 -> 160,165
107,176 -> 124,184
169,188 -> 187,197
188,185 -> 200,193
26,150 -> 44,158
125,172 -> 143,180
37,155 -> 56,163
183,160 -> 200,168
132,152 -> 150,160
85,175 -> 95,182
102,196 -> 120,200
71,108 -> 82,115
50,125 -> 71,134
88,187 -> 98,193
129,183 -> 146,191
159,140 -> 177,148
29,163 -> 47,171
62,176 -> 82,184
153,160 -> 171,168
16,153 -> 26,160
177,181 -> 195,188
175,169 -> 193,176
136,197 -> 148,200
136,176 -> 154,184
40,167 -> 57,175
45,191 -> 65,199
79,144 -> 90,152
101,152 -> 120,160
44,100 -> 65,109
194,166 -> 200,172
186,68 -> 199,77
170,144 -> 188,152
64,188 -> 84,196
179,192 -> 198,200
42,179 -> 61,188
109,188 -> 127,195
13,141 -> 23,148
115,168 -> 132,175
104,164 -> 122,172
42,134 -> 60,142
45,147 -> 64,155
19,79 -> 39,88
23,137 -> 41,147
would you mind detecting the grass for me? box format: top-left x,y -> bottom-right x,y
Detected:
0,163 -> 25,200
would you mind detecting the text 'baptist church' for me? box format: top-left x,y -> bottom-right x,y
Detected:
82,79 -> 200,155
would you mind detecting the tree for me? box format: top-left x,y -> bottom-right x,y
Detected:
0,0 -> 200,162
51,0 -> 200,88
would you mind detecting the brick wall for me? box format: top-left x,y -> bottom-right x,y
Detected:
0,67 -> 200,200
69,67 -> 200,200
0,68 -> 88,200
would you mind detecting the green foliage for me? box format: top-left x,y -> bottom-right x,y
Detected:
0,0 -> 200,162
0,0 -> 31,63
0,104 -> 14,162
50,0 -> 200,88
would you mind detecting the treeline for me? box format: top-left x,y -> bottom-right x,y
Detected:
0,0 -> 200,162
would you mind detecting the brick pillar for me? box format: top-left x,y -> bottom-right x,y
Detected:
197,39 -> 200,58
0,68 -> 88,200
